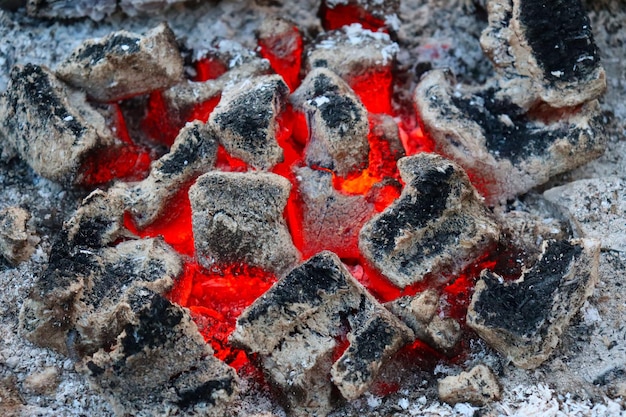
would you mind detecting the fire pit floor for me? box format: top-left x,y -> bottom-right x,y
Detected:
0,1 -> 625,416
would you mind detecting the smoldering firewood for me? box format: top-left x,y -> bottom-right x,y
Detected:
291,67 -> 370,177
189,171 -> 300,276
0,64 -> 118,186
467,238 -> 600,369
359,153 -> 500,289
209,75 -> 289,170
56,23 -> 184,102
480,0 -> 606,110
231,251 -> 413,413
414,70 -> 606,206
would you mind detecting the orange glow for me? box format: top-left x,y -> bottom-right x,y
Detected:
258,24 -> 303,91
349,68 -> 394,115
215,145 -> 250,172
123,182 -> 195,257
193,55 -> 228,82
168,261 -> 277,369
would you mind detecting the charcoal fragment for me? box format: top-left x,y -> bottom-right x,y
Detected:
56,24 -> 184,102
231,251 -> 412,413
0,207 -> 39,266
414,70 -> 606,205
292,68 -> 369,177
438,364 -> 501,406
189,171 -> 299,276
359,153 -> 499,288
467,238 -> 600,369
209,75 -> 288,170
481,0 -> 605,109
82,291 -> 238,416
0,64 -> 117,185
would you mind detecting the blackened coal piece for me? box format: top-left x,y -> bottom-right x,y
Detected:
231,251 -> 413,415
467,238 -> 600,369
56,23 -> 184,102
359,153 -> 499,288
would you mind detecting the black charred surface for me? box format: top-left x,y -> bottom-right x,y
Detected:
159,126 -> 217,176
241,252 -> 348,324
76,35 -> 141,65
176,377 -> 235,408
368,165 -> 453,254
72,216 -> 111,248
120,295 -> 183,357
7,64 -> 85,138
318,95 -> 362,132
38,234 -> 97,293
334,315 -> 394,382
86,361 -> 105,377
312,72 -> 340,97
450,89 -> 573,163
213,82 -> 281,156
474,240 -> 582,337
520,0 -> 599,83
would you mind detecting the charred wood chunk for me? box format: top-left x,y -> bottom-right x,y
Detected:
292,68 -> 369,177
481,0 -> 605,108
126,121 -> 218,229
386,290 -> 462,355
81,291 -> 238,416
19,237 -> 181,357
189,171 -> 299,276
438,364 -> 501,406
231,251 -> 412,412
0,207 -> 39,266
467,238 -> 600,369
56,23 -> 184,102
295,166 -> 376,259
0,64 -> 116,185
359,153 -> 499,289
414,70 -> 606,205
209,75 -> 288,170
306,24 -> 398,113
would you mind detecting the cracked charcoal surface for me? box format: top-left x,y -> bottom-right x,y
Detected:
359,153 -> 499,288
414,70 -> 606,205
231,251 -> 412,412
468,238 -> 600,369
56,23 -> 184,102
291,68 -> 369,177
210,74 -> 288,170
0,64 -> 116,185
189,171 -> 299,276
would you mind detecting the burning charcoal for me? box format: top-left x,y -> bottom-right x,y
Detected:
25,0 -> 116,20
257,16 -> 303,91
189,171 -> 299,276
0,207 -> 39,266
81,291 -> 238,416
386,290 -> 462,354
319,0 -> 400,32
414,70 -> 606,205
544,177 -> 626,253
231,251 -> 412,413
467,238 -> 600,369
20,237 -> 182,356
56,23 -> 184,102
160,51 -> 271,131
209,75 -> 288,170
481,0 -> 606,109
125,121 -> 218,229
0,64 -> 117,185
291,68 -> 369,177
359,153 -> 500,289
294,166 -> 376,259
306,24 -> 399,113
438,364 -> 501,406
